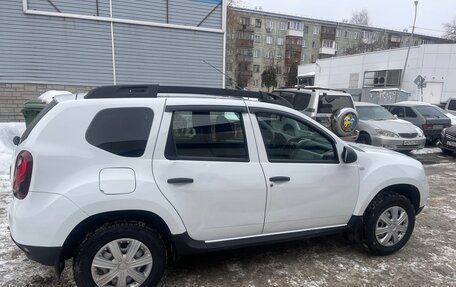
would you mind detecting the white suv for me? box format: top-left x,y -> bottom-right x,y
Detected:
9,85 -> 429,287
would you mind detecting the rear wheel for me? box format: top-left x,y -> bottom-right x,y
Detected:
441,148 -> 453,155
363,192 -> 415,255
73,222 -> 166,287
356,133 -> 372,145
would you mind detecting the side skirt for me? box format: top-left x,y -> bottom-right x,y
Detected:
173,215 -> 363,255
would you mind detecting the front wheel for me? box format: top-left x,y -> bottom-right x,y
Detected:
363,192 -> 415,255
73,222 -> 166,287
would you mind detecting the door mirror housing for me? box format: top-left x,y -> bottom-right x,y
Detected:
393,114 -> 398,120
342,146 -> 357,163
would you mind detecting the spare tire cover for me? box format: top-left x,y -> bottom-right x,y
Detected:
331,108 -> 358,137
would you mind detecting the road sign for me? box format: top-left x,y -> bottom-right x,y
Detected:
414,75 -> 425,87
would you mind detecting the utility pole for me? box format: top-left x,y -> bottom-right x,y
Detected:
400,1 -> 418,91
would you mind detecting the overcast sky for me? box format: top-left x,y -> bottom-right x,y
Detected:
241,0 -> 455,37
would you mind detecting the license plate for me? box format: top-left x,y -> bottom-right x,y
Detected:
404,140 -> 421,146
433,125 -> 444,129
447,141 -> 456,147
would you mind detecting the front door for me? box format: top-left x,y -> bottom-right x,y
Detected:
251,110 -> 360,233
153,105 -> 267,241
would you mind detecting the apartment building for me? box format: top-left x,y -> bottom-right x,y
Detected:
226,7 -> 450,91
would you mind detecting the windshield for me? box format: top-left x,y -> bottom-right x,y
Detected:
356,106 -> 395,120
317,95 -> 353,114
415,106 -> 447,118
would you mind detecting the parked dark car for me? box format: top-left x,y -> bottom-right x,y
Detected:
383,101 -> 451,145
440,125 -> 456,155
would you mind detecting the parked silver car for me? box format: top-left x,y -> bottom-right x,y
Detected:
355,102 -> 425,152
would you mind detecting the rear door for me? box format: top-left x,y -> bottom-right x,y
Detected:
152,100 -> 267,241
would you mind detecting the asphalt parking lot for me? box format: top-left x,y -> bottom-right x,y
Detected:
0,150 -> 455,287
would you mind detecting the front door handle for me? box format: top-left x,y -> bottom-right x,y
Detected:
167,178 -> 194,184
269,176 -> 290,182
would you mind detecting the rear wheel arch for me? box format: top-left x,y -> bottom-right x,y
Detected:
61,210 -> 174,262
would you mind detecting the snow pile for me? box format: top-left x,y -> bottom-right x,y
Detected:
0,123 -> 25,177
411,147 -> 442,155
37,90 -> 71,103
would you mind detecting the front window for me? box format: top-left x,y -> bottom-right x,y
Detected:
356,106 -> 395,120
256,112 -> 338,163
317,95 -> 354,114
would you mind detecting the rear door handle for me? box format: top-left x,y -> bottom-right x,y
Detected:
167,178 -> 194,184
269,176 -> 290,182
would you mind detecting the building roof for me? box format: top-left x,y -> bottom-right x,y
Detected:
230,7 -> 446,40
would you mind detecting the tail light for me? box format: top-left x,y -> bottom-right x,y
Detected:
421,124 -> 432,130
13,151 -> 33,200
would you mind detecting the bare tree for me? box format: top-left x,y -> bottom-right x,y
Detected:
228,0 -> 249,8
443,18 -> 456,41
350,9 -> 371,26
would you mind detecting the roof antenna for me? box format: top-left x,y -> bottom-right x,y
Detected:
202,60 -> 248,91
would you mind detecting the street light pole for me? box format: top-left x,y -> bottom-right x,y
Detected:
400,1 -> 418,92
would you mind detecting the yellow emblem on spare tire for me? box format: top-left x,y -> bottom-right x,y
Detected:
331,108 -> 358,137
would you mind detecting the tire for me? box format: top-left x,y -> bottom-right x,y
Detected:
441,148 -> 453,155
73,221 -> 166,287
362,192 -> 415,255
426,138 -> 439,146
356,133 -> 372,145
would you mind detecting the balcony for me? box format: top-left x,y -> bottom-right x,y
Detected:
319,47 -> 336,55
286,29 -> 303,37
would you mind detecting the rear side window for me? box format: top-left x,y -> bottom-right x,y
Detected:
279,92 -> 311,111
317,95 -> 353,113
165,110 -> 248,161
405,107 -> 417,118
448,99 -> 456,111
20,100 -> 58,143
86,107 -> 153,157
415,106 -> 447,118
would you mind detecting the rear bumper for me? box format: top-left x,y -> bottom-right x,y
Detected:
11,236 -> 61,266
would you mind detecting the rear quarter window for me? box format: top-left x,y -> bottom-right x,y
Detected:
20,100 -> 58,143
317,95 -> 354,114
86,107 -> 153,157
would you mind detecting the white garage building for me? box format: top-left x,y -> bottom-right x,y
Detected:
298,44 -> 456,105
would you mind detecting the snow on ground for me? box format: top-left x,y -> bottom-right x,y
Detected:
0,123 -> 25,177
411,147 -> 442,155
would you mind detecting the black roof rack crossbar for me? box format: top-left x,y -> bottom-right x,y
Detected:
84,85 -> 293,108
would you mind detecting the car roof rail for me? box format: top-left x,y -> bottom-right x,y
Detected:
84,85 -> 293,108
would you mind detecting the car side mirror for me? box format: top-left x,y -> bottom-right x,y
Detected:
13,136 -> 20,146
393,114 -> 398,120
342,146 -> 357,163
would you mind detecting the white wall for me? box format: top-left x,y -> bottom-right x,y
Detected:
306,44 -> 456,104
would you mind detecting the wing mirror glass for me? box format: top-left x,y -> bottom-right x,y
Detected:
342,146 -> 357,163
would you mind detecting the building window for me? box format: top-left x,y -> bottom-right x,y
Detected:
265,50 -> 274,58
304,26 -> 309,34
313,26 -> 319,35
335,42 -> 339,50
390,35 -> 401,42
277,38 -> 284,45
253,65 -> 260,73
253,79 -> 259,87
254,34 -> 262,43
279,22 -> 287,30
322,39 -> 335,48
238,31 -> 254,40
421,39 -> 432,44
288,21 -> 304,30
302,39 -> 307,47
240,17 -> 250,26
226,63 -> 233,72
344,31 -> 350,38
354,32 -> 360,39
336,29 -> 341,37
253,49 -> 260,58
266,20 -> 275,30
312,41 -> 316,48
311,54 -> 316,63
266,36 -> 273,44
301,53 -> 306,62
277,52 -> 282,59
277,66 -> 282,74
255,19 -> 262,28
